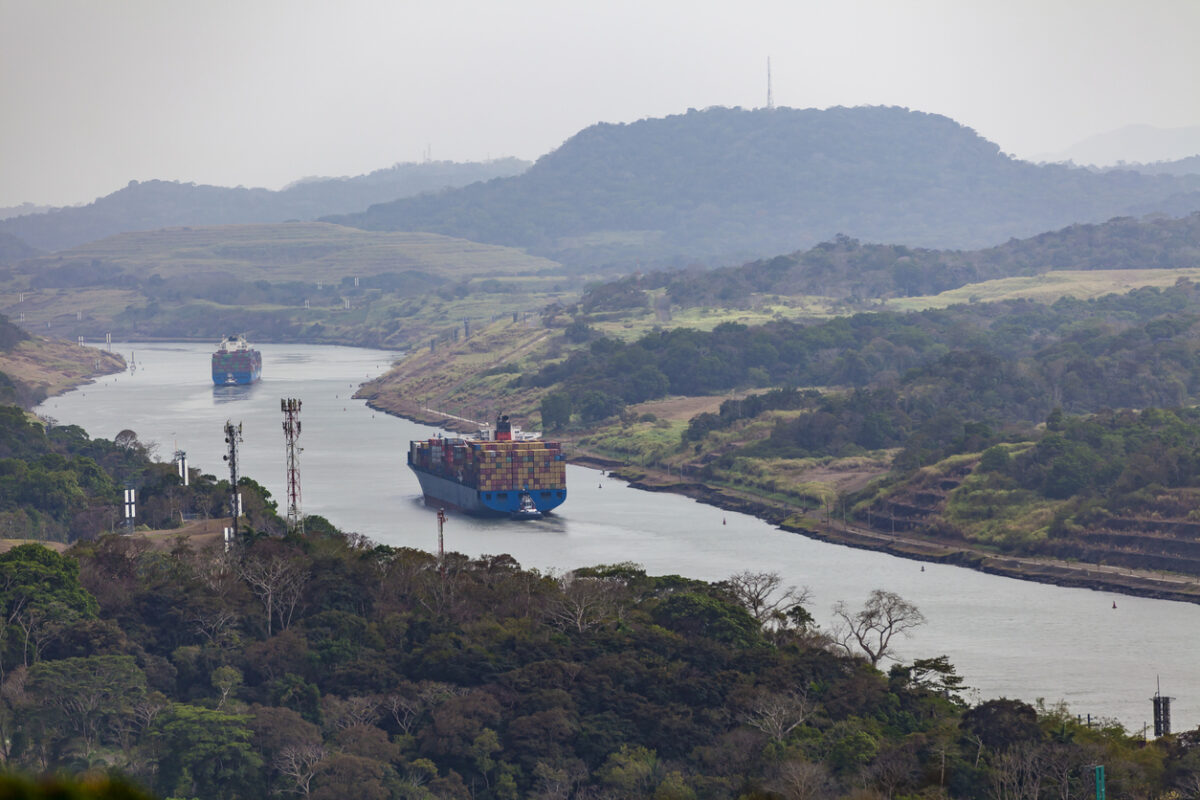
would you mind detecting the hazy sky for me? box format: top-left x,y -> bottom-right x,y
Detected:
3,0 -> 1199,208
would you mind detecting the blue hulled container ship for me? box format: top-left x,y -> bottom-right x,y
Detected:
211,335 -> 262,385
408,415 -> 567,519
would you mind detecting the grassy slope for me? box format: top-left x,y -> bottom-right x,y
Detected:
0,337 -> 125,399
886,268 -> 1200,311
34,222 -> 563,281
2,223 -> 585,348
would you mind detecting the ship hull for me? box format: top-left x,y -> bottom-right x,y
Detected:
211,366 -> 262,385
410,465 -> 566,516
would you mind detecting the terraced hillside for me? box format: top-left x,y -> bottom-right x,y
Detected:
856,453 -> 1200,577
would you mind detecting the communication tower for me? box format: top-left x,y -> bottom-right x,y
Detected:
1152,678 -> 1172,737
282,398 -> 303,534
222,420 -> 243,536
767,56 -> 774,110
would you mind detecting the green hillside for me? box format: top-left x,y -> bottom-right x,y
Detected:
0,223 -> 574,348
585,212 -> 1200,312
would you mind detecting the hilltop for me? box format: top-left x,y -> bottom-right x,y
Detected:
0,158 -> 529,254
328,105 -> 1200,269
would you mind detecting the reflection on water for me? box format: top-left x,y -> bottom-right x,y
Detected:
212,384 -> 260,404
36,341 -> 1200,730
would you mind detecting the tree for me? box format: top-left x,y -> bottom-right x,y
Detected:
723,570 -> 811,629
745,687 -> 813,743
0,544 -> 98,675
540,392 -> 572,431
831,590 -> 924,666
150,703 -> 263,800
236,544 -> 308,637
276,742 -> 326,797
25,654 -> 146,759
210,665 -> 243,710
901,655 -> 966,701
770,758 -> 831,800
113,429 -> 140,451
544,573 -> 624,633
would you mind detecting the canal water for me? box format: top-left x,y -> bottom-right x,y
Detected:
36,341 -> 1200,732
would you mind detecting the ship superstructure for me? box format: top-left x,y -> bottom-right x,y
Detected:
211,335 -> 262,385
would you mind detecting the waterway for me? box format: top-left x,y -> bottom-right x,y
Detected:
35,341 -> 1200,732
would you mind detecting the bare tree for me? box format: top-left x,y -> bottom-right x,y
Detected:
745,688 -> 814,743
383,681 -> 464,734
236,549 -> 308,636
770,758 -> 831,800
831,590 -> 925,666
321,694 -> 380,731
544,573 -> 624,633
276,743 -> 325,796
862,743 -> 920,798
725,571 -> 812,629
190,605 -> 239,649
989,742 -> 1044,800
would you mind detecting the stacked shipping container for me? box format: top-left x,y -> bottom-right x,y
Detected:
408,437 -> 567,496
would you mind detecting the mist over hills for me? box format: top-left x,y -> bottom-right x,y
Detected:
326,106 -> 1200,270
0,158 -> 529,254
0,232 -> 39,265
1041,123 -> 1200,167
1094,155 -> 1200,177
324,106 -> 1200,271
601,211 -> 1200,309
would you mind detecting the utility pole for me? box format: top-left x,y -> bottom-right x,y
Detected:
437,508 -> 447,580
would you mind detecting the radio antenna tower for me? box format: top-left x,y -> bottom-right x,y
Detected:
766,56 -> 774,110
222,420 -> 243,536
281,398 -> 303,535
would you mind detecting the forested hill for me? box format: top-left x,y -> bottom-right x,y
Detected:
0,158 -> 530,253
596,211 -> 1200,306
0,230 -> 38,265
327,106 -> 1200,269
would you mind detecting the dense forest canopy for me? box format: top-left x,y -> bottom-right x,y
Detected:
588,213 -> 1200,307
329,106 -> 1200,269
535,280 -> 1200,435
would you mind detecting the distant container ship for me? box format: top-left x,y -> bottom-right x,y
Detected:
211,335 -> 262,385
408,415 -> 567,519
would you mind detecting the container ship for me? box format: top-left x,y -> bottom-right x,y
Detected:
211,335 -> 262,385
408,415 -> 567,519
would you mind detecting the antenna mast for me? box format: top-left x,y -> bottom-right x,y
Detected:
767,56 -> 774,110
282,398 -> 303,535
223,420 -> 243,536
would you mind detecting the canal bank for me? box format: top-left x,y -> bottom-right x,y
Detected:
601,460 -> 1200,607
